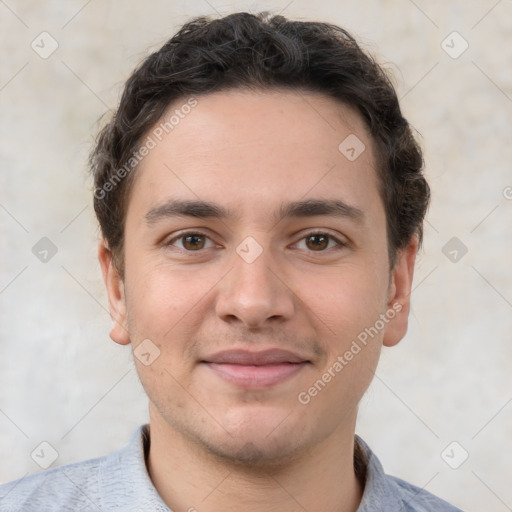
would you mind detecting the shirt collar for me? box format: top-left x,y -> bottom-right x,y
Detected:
354,434 -> 406,511
99,424 -> 404,511
99,424 -> 170,511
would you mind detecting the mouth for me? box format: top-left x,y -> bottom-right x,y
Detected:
200,349 -> 311,389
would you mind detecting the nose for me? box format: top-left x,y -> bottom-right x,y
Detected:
215,244 -> 295,329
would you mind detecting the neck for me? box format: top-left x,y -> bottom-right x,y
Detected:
146,411 -> 364,512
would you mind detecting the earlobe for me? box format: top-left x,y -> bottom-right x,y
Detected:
382,236 -> 419,348
97,240 -> 131,346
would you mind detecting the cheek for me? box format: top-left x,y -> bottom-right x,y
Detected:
296,271 -> 385,421
123,260 -> 223,385
297,264 -> 388,399
123,265 -> 206,402
299,264 -> 388,339
125,260 -> 205,334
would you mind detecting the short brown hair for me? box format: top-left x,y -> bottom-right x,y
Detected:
90,11 -> 429,275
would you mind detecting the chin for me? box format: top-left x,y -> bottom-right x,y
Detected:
194,407 -> 311,468
201,430 -> 306,469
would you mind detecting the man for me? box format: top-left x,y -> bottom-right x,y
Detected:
0,11 -> 462,512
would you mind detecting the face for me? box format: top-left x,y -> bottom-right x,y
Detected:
100,89 -> 417,466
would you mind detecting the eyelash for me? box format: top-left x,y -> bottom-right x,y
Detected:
165,230 -> 347,254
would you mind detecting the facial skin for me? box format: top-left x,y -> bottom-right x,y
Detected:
99,89 -> 417,512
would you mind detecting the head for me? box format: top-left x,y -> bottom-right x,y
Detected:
93,12 -> 429,466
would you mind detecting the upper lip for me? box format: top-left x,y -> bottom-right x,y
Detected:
202,349 -> 310,365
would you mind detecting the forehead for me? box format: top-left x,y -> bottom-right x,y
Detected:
127,89 -> 383,226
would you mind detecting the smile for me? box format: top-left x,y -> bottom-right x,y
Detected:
203,361 -> 308,388
201,348 -> 311,389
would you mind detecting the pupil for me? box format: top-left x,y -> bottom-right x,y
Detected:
185,235 -> 204,250
308,234 -> 328,250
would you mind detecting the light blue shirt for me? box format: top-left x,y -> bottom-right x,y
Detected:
0,424 -> 462,511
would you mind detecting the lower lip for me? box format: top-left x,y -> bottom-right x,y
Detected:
203,362 -> 308,388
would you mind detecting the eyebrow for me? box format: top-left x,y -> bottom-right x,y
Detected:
144,198 -> 365,225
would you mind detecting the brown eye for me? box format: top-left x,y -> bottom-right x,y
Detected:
182,234 -> 206,250
294,232 -> 345,253
305,234 -> 329,251
167,232 -> 214,252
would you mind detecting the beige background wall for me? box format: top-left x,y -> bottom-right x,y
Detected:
1,1 -> 511,510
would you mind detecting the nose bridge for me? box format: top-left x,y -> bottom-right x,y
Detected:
215,236 -> 294,327
234,244 -> 275,293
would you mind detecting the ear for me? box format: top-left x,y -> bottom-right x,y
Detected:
382,235 -> 419,348
98,240 -> 130,345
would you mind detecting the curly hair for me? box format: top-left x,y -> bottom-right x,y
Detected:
90,11 -> 429,276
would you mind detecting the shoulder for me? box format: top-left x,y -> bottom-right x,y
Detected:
0,454 -> 105,512
0,424 -> 156,512
354,435 -> 464,511
388,475 -> 464,511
